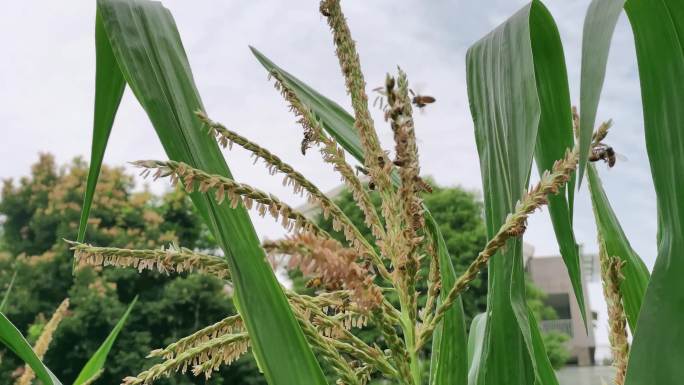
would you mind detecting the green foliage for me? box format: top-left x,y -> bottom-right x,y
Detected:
525,281 -> 571,370
541,332 -> 571,370
0,154 -> 263,385
525,281 -> 560,322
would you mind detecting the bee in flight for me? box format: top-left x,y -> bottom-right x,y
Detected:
372,86 -> 436,111
409,89 -> 436,109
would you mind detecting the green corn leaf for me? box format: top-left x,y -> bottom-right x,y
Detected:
425,211 -> 468,385
530,0 -> 587,328
251,47 -> 363,159
466,2 -> 567,384
526,307 -> 558,382
578,0 -> 625,186
0,312 -> 62,385
251,47 -> 468,385
72,296 -> 137,385
586,164 -> 648,331
622,1 -> 684,383
0,270 -> 17,313
80,2 -> 326,384
466,313 -> 487,385
76,8 -> 125,243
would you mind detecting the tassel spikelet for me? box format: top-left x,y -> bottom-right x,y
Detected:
599,238 -> 629,385
318,4 -> 408,308
316,133 -> 387,246
354,365 -> 373,385
287,291 -> 370,332
420,239 -> 441,323
385,70 -> 425,235
289,295 -> 397,380
329,339 -> 396,381
295,299 -> 369,337
291,306 -> 361,385
370,307 -> 414,384
15,299 -> 70,385
267,70 -> 321,156
196,111 -> 387,278
265,234 -> 383,310
147,315 -> 244,360
122,332 -> 250,384
593,119 -> 613,145
573,105 -> 613,148
132,160 -> 325,236
385,70 -> 425,325
418,144 -> 581,348
319,0 -> 392,195
68,241 -> 230,279
267,70 -> 386,247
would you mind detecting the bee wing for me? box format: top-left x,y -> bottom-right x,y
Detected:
372,86 -> 387,96
413,82 -> 427,94
616,152 -> 628,161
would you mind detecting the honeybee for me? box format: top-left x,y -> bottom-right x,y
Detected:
415,176 -> 433,193
306,276 -> 323,289
377,155 -> 387,169
409,89 -> 436,109
589,144 -> 617,168
506,220 -> 527,237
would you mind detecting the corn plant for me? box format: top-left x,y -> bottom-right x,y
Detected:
1,0 -> 677,384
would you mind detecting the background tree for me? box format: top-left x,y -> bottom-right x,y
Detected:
0,154 -> 265,385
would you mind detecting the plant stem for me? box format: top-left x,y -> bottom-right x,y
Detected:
399,301 -> 421,385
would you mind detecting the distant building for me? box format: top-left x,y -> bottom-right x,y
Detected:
524,245 -> 597,366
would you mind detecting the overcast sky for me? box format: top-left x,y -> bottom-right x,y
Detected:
0,1 -> 654,359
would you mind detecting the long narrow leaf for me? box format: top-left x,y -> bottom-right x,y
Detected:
76,9 -> 125,242
80,2 -> 326,384
425,211 -> 468,385
0,270 -> 17,312
578,0 -> 625,185
0,313 -> 62,385
530,0 -> 587,328
622,1 -> 684,383
526,308 -> 558,382
251,47 -> 363,159
586,165 -> 648,331
72,297 -> 137,385
466,2 -> 562,384
466,313 -> 486,385
251,47 -> 469,385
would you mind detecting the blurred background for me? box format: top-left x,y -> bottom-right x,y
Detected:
0,1 -> 653,384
